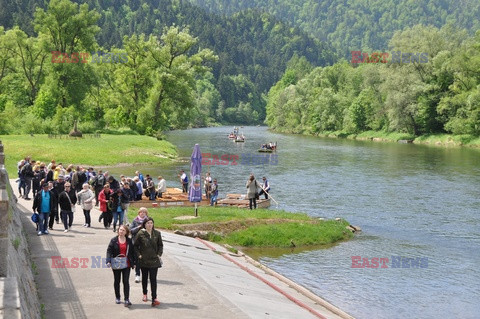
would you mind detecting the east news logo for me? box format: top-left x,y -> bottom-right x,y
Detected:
351,256 -> 429,268
351,51 -> 428,64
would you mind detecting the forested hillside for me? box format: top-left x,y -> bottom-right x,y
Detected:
188,0 -> 480,58
1,0 -> 478,138
266,26 -> 480,137
0,0 -> 335,130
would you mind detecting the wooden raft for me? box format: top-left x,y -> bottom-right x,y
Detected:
129,190 -> 271,209
217,193 -> 271,208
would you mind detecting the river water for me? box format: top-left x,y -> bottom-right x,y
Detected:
112,126 -> 480,318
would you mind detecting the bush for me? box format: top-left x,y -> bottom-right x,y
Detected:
99,127 -> 139,135
78,121 -> 100,134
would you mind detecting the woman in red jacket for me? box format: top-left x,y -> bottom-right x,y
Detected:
99,184 -> 113,228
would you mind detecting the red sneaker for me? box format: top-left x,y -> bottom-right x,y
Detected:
142,295 -> 148,302
151,299 -> 160,307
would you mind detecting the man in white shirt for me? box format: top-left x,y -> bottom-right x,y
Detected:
259,176 -> 270,199
157,176 -> 167,198
179,170 -> 188,193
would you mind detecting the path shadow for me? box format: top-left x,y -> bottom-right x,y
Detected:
130,302 -> 198,310
157,279 -> 183,286
18,202 -> 88,319
161,302 -> 198,310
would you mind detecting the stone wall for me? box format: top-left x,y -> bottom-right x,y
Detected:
0,141 -> 41,319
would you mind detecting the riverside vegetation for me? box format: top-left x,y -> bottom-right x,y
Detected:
314,131 -> 480,147
265,27 -> 480,145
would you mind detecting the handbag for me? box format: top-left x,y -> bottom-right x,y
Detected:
64,191 -> 75,213
111,254 -> 128,269
111,244 -> 129,270
31,213 -> 39,223
255,192 -> 259,200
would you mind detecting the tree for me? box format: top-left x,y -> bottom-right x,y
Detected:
4,28 -> 48,105
34,0 -> 100,133
142,26 -> 217,133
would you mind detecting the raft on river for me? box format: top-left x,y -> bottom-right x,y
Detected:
217,194 -> 271,209
129,188 -> 270,209
129,187 -> 210,208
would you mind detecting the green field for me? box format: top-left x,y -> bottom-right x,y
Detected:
0,134 -> 177,174
127,206 -> 354,248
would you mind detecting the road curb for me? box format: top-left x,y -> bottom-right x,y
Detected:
241,253 -> 355,319
196,238 -> 354,319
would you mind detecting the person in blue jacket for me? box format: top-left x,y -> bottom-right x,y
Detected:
32,183 -> 55,236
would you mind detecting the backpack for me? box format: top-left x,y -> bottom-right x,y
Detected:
95,174 -> 105,187
130,181 -> 138,194
22,163 -> 34,178
78,171 -> 87,185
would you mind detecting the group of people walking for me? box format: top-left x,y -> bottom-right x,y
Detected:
23,157 -> 173,234
23,156 -> 165,307
106,207 -> 163,308
32,179 -> 81,235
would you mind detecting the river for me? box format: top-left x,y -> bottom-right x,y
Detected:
111,126 -> 480,318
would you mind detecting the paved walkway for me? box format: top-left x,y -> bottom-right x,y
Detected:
12,180 -> 352,319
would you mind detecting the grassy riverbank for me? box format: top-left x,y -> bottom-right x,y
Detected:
0,134 -> 178,173
314,130 -> 480,147
129,206 -> 354,249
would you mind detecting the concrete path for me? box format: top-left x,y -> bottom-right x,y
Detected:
13,181 -> 352,319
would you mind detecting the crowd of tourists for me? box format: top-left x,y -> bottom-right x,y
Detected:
19,156 -> 164,307
19,157 -> 225,234
17,156 -> 272,308
20,157 -> 148,234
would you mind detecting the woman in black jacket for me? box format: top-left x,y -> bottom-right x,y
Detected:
106,225 -> 136,307
134,217 -> 163,307
111,188 -> 129,233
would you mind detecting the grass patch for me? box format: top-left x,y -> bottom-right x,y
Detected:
414,134 -> 480,147
31,261 -> 38,275
40,303 -> 46,319
0,134 -> 178,174
129,206 -> 353,248
129,206 -> 311,229
224,220 -> 353,247
12,237 -> 20,250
